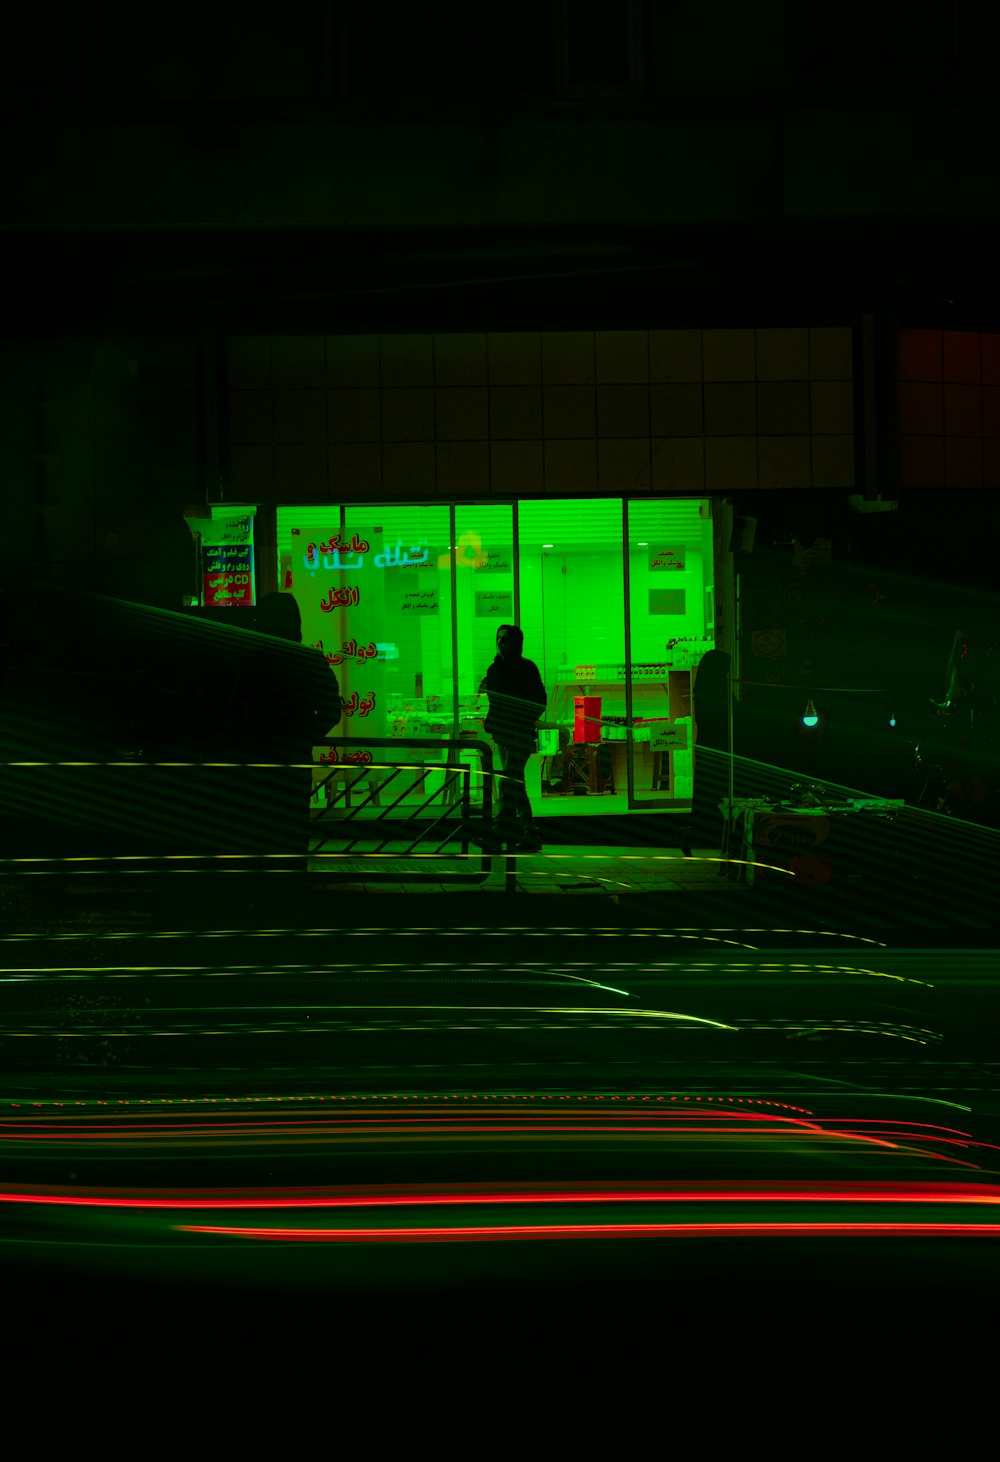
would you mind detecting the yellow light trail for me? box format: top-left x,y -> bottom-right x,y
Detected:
0,927 -> 887,945
0,998 -> 738,1028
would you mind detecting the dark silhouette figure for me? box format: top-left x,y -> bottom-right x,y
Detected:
231,593 -> 342,868
690,648 -> 733,848
692,649 -> 732,754
479,624 -> 546,848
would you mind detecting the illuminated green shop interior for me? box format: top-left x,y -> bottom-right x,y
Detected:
277,497 -> 719,813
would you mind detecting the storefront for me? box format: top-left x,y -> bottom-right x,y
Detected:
272,495 -> 734,818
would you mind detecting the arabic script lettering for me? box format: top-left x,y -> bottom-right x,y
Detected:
318,748 -> 373,766
339,691 -> 377,719
313,638 -> 377,666
320,585 -> 361,613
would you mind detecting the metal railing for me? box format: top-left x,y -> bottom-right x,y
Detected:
0,739 -> 521,889
308,736 -> 515,888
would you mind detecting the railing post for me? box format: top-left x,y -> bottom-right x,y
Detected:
309,736 -> 496,886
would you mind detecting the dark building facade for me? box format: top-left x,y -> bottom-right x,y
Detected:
3,0 -> 1000,804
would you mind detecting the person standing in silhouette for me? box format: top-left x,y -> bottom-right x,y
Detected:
479,623 -> 547,850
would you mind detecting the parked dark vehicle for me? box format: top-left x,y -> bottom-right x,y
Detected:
0,586 -> 339,866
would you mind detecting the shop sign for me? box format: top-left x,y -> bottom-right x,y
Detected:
314,637 -> 378,668
651,721 -> 689,751
297,523 -> 384,740
751,629 -> 787,660
300,534 -> 435,571
399,583 -> 440,614
373,539 -> 431,568
649,588 -> 686,615
648,545 -> 686,571
476,549 -> 512,574
203,545 -> 254,606
475,590 -> 513,618
202,508 -> 255,607
302,534 -> 370,571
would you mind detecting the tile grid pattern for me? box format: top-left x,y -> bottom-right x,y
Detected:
226,329 -> 854,500
898,328 -> 1000,488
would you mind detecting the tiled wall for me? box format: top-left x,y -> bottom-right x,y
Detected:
227,328 -> 855,501
898,329 -> 1000,488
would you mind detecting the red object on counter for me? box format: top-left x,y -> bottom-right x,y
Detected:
574,695 -> 602,743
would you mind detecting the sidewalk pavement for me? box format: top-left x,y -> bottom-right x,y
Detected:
305,844 -> 737,897
2,835 -> 994,938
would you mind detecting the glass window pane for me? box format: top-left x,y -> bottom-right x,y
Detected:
626,498 -> 715,803
454,504 -> 515,733
277,505 -> 339,598
340,504 -> 453,745
279,502 -> 453,755
278,505 -> 344,639
517,498 -> 626,733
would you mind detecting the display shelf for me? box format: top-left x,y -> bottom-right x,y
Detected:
601,723 -> 658,743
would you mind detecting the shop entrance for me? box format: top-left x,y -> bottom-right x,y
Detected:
518,498 -> 713,815
276,497 -> 722,821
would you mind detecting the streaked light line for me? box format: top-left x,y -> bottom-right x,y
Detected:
7,1182 -> 999,1211
176,1221 -> 1000,1242
822,1094 -> 972,1112
0,990 -> 735,1030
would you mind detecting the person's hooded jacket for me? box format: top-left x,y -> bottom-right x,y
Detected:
481,625 -> 546,749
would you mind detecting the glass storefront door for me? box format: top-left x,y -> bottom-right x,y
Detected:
624,498 -> 715,807
518,499 -> 626,805
276,496 -> 721,816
